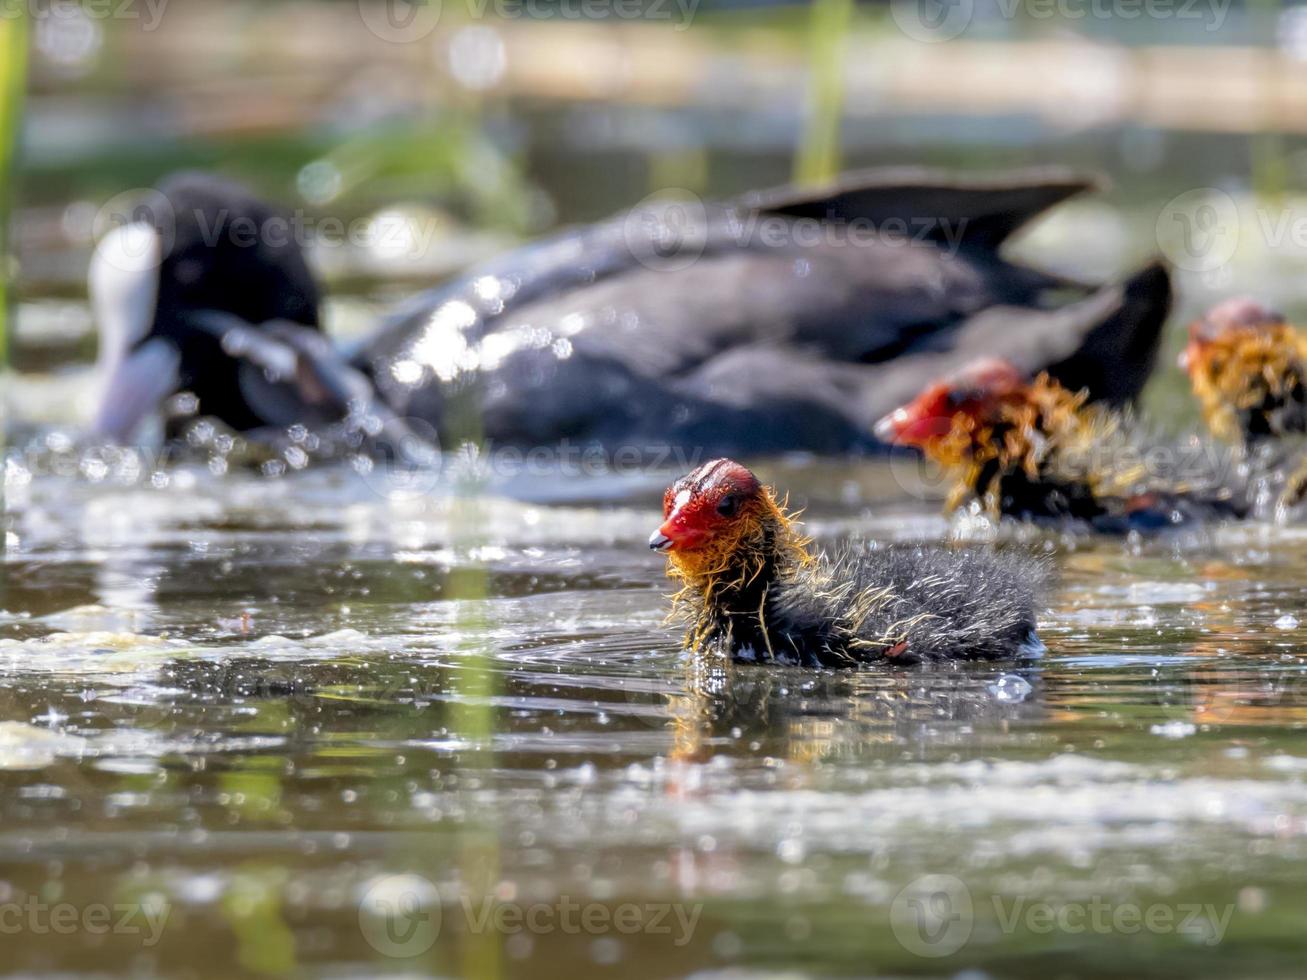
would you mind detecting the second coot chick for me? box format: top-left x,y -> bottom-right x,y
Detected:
875,358 -> 1246,531
649,459 -> 1045,667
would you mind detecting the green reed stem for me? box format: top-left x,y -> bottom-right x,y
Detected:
794,0 -> 853,187
448,463 -> 501,980
0,12 -> 28,556
1249,0 -> 1286,202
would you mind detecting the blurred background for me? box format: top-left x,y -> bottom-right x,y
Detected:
8,0 -> 1307,427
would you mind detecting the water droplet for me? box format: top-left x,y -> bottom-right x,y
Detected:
988,675 -> 1033,702
590,937 -> 622,965
1150,721 -> 1196,739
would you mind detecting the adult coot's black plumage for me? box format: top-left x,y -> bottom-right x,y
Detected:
90,169 -> 1172,456
360,169 -> 1171,455
650,459 -> 1045,666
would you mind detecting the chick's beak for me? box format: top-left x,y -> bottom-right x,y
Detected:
873,408 -> 909,443
1178,337 -> 1206,373
650,515 -> 706,552
875,404 -> 949,448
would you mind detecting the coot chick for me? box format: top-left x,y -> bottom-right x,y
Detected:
649,459 -> 1044,666
1180,297 -> 1307,448
876,359 -> 1245,531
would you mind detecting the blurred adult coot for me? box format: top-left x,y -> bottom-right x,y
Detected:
89,169 -> 1171,458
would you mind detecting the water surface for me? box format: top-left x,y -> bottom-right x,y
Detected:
3,448 -> 1307,978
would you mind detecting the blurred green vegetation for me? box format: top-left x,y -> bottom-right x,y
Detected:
794,0 -> 852,185
1,12 -> 28,552
1,13 -> 26,359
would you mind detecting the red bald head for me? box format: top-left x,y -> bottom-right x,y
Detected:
1180,297 -> 1286,372
874,358 -> 1026,448
650,459 -> 764,553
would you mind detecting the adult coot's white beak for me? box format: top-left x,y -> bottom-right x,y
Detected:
91,340 -> 182,443
88,222 -> 182,443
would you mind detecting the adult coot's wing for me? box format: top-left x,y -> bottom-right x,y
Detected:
356,167 -> 1105,373
659,261 -> 1172,455
873,260 -> 1171,406
742,168 -> 1171,404
740,166 -> 1100,255
359,169 -> 1169,438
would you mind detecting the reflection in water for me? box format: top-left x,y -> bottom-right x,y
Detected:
666,660 -> 1046,767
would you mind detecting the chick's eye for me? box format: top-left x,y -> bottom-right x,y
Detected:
716,494 -> 740,517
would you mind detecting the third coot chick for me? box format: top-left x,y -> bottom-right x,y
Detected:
1178,298 -> 1307,512
649,459 -> 1045,667
1180,297 -> 1307,448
